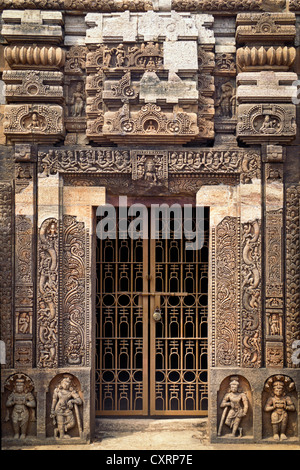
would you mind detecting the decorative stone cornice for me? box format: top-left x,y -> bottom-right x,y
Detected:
0,0 -> 288,13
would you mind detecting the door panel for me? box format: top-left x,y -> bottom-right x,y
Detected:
95,223 -> 149,415
149,209 -> 209,415
95,207 -> 209,416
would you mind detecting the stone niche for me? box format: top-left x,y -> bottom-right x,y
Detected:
217,375 -> 253,440
46,373 -> 84,439
262,375 -> 298,442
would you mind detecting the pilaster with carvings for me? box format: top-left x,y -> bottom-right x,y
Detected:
0,181 -> 14,369
236,13 -> 297,146
14,144 -> 37,369
285,184 -> 300,368
1,10 -> 65,144
262,145 -> 285,368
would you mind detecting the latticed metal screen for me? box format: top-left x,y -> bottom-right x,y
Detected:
95,206 -> 209,416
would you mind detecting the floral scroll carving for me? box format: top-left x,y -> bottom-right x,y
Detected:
241,220 -> 262,368
212,217 -> 241,367
285,185 -> 300,367
62,215 -> 89,367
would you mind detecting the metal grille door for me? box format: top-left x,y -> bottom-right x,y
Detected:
95,207 -> 209,416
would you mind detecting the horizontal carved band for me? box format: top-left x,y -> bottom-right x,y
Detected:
4,45 -> 65,69
38,147 -> 261,184
237,46 -> 296,72
3,70 -> 64,102
0,0 -> 287,12
236,12 -> 296,43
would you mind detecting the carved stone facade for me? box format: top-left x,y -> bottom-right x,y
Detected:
0,0 -> 299,448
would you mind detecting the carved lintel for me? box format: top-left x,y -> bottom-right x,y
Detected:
37,147 -> 261,184
0,0 -> 289,12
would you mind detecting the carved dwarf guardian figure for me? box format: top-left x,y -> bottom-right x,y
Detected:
50,375 -> 83,439
5,376 -> 36,439
218,376 -> 249,437
264,376 -> 296,441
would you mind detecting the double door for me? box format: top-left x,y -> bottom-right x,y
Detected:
95,206 -> 209,416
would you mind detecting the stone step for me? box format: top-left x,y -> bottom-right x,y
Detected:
95,418 -> 207,434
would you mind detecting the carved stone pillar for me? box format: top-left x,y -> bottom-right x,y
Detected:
36,167 -> 60,368
61,185 -> 106,368
14,144 -> 37,369
0,181 -> 14,369
285,184 -> 300,368
262,144 -> 285,367
235,11 -> 298,369
2,9 -> 65,144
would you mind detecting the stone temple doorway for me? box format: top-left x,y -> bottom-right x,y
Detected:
95,201 -> 209,417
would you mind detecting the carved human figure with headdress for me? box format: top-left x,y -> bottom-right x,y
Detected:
264,377 -> 296,441
219,376 -> 249,437
5,376 -> 36,439
50,375 -> 82,439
